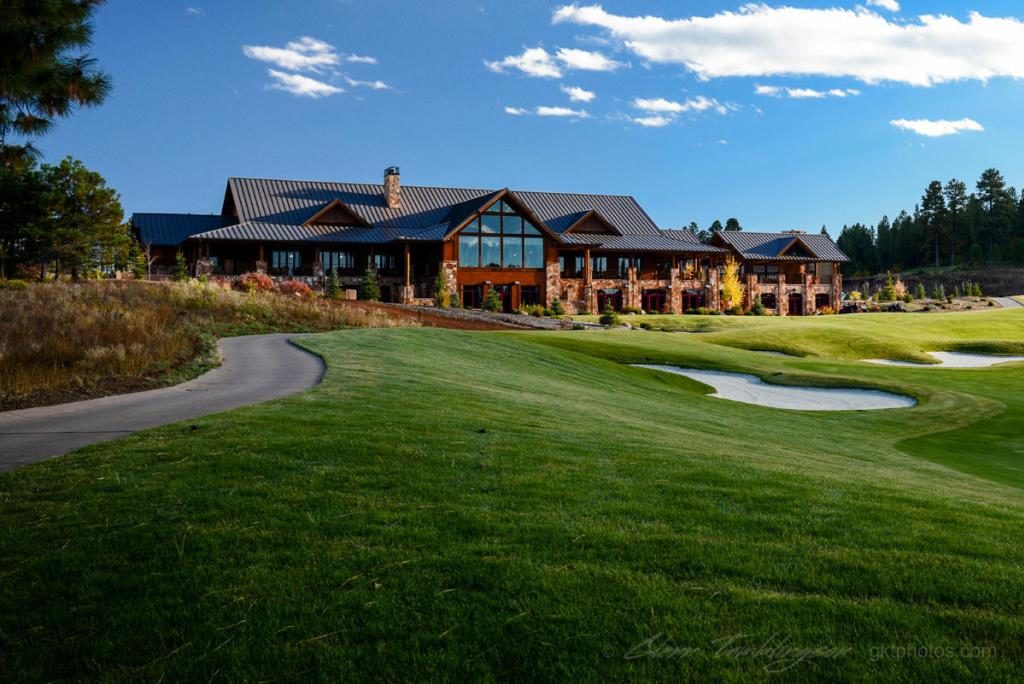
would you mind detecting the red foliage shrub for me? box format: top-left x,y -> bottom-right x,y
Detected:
279,280 -> 312,297
235,272 -> 275,292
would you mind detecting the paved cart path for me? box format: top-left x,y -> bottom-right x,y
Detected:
991,297 -> 1022,309
0,334 -> 324,472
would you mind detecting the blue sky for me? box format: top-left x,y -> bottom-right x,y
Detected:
35,1 -> 1024,234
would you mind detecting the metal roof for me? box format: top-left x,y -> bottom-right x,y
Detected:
713,231 -> 850,262
225,177 -> 664,237
562,233 -> 727,253
190,222 -> 404,243
131,213 -> 234,246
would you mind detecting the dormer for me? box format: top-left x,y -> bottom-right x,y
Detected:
563,209 -> 621,236
304,199 -> 371,227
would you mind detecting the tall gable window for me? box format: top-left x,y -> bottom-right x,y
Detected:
458,201 -> 543,269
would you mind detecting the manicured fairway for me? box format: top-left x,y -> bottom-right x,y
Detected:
1,310 -> 1023,681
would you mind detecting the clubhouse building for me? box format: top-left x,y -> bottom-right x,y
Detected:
131,168 -> 848,316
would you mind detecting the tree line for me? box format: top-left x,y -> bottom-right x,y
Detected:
836,169 -> 1024,276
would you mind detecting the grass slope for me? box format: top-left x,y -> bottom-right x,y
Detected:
2,313 -> 1024,680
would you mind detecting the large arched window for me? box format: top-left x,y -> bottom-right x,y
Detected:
458,200 -> 544,269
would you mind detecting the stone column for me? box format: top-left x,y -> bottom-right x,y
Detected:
708,264 -> 721,311
670,267 -> 683,314
776,274 -> 784,316
745,272 -> 757,310
804,271 -> 814,315
441,260 -> 458,300
545,260 -> 561,308
832,263 -> 842,311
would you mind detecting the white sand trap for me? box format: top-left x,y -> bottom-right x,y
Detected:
866,352 -> 1024,368
634,365 -> 915,411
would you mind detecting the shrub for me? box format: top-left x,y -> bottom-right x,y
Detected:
518,304 -> 545,317
639,322 -> 653,330
903,293 -> 913,304
750,295 -> 766,316
325,268 -> 342,300
236,272 -> 275,293
360,267 -> 380,301
173,251 -> 188,282
946,294 -> 954,303
621,306 -> 641,315
598,303 -> 621,327
972,283 -> 984,297
279,280 -> 312,297
450,291 -> 461,309
818,306 -> 836,315
850,290 -> 863,301
720,256 -> 745,309
0,279 -> 28,290
878,272 -> 896,302
571,323 -> 585,330
433,272 -> 450,308
915,283 -> 926,300
482,287 -> 502,312
549,297 -> 565,316
893,277 -> 907,300
932,284 -> 945,300
724,305 -> 743,316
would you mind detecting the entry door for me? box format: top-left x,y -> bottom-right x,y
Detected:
788,292 -> 804,316
493,284 -> 515,313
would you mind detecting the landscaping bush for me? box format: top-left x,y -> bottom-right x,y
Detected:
878,272 -> 896,302
236,272 -> 275,293
279,280 -> 312,297
549,297 -> 565,316
173,250 -> 188,282
915,283 -> 927,300
482,287 -> 502,312
750,295 -> 766,316
360,267 -> 380,301
325,268 -> 342,300
598,303 -> 621,327
433,272 -> 450,308
639,321 -> 653,330
818,306 -> 836,315
621,306 -> 641,315
450,291 -> 461,309
571,322 -> 585,330
518,304 -> 546,317
0,279 -> 28,290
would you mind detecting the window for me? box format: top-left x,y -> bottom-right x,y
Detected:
642,289 -> 667,313
752,264 -> 780,279
592,256 -> 609,277
655,258 -> 673,279
375,253 -> 397,272
559,254 -> 584,278
462,284 -> 482,308
682,290 -> 706,311
616,256 -> 641,278
271,250 -> 301,275
458,201 -> 544,269
520,286 -> 540,306
320,250 -> 357,273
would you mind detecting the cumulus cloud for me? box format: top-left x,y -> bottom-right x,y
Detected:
889,117 -> 984,137
628,95 -> 733,127
561,85 -> 596,102
552,4 -> 1024,87
242,37 -> 385,97
504,105 -> 590,119
486,46 -> 622,78
756,85 -> 860,99
243,36 -> 341,72
867,0 -> 900,12
267,70 -> 344,98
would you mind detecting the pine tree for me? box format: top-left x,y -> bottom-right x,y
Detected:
915,283 -> 926,300
920,180 -> 946,268
325,267 -> 341,299
359,266 -> 380,301
943,178 -> 967,266
878,272 -> 896,302
1,1 -> 112,167
433,272 -> 450,308
482,287 -> 502,312
724,217 -> 742,232
549,296 -> 565,316
173,250 -> 188,281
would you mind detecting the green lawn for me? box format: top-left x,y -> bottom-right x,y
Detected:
2,311 -> 1024,681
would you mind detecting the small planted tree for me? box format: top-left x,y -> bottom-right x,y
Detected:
972,282 -> 984,297
360,266 -> 380,301
750,295 -> 766,316
932,283 -> 945,301
720,257 -> 745,311
450,290 -> 461,309
433,272 -> 450,308
482,287 -> 502,312
549,296 -> 565,316
915,283 -> 926,300
325,268 -> 341,299
599,302 -> 621,327
173,250 -> 188,281
878,272 -> 896,302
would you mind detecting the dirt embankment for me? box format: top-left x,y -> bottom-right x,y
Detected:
847,267 -> 1024,297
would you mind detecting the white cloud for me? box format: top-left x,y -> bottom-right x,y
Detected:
631,114 -> 673,127
553,4 -> 1024,87
185,7 -> 204,16
505,105 -> 590,118
889,117 -> 984,137
266,70 -> 344,97
554,47 -> 622,72
537,105 -> 590,118
755,85 -> 860,99
243,36 -> 340,72
561,85 -> 596,102
345,54 -> 377,65
633,95 -> 731,114
486,46 -> 622,78
344,76 -> 391,90
867,0 -> 900,12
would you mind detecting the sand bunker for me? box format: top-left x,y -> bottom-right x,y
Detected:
866,352 -> 1024,368
634,365 -> 915,411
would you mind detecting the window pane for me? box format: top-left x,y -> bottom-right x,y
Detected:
480,214 -> 500,233
504,238 -> 522,268
502,215 -> 523,234
459,235 -> 479,267
481,236 -> 501,267
524,238 -> 544,268
523,221 -> 541,236
497,200 -> 512,213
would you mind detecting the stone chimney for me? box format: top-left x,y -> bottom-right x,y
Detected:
384,166 -> 401,209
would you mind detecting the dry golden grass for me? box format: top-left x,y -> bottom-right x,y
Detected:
0,280 -> 406,409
